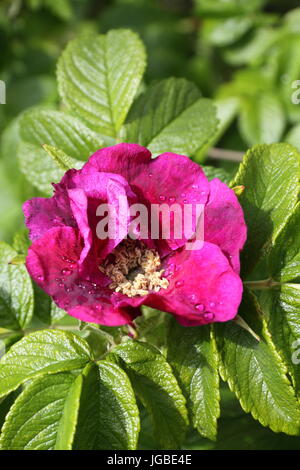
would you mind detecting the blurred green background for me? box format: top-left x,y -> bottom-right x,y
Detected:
1,0 -> 300,449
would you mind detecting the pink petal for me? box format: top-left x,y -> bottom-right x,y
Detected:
204,179 -> 247,273
82,143 -> 152,178
25,226 -> 138,326
85,145 -> 210,254
142,242 -> 243,326
23,193 -> 75,242
68,303 -> 140,326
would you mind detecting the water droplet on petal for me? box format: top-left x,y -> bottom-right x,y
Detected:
189,294 -> 197,302
183,199 -> 188,204
169,196 -> 176,203
95,304 -> 102,311
181,192 -> 186,198
209,301 -> 215,308
37,275 -> 44,281
175,280 -> 184,288
195,303 -> 204,312
192,184 -> 198,189
61,268 -> 72,276
148,173 -> 153,178
76,281 -> 86,289
159,195 -> 166,201
204,312 -> 215,321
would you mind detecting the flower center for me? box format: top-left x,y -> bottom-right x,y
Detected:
99,239 -> 169,297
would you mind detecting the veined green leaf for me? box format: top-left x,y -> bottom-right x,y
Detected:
12,230 -> 30,255
0,372 -> 81,450
123,77 -> 218,157
202,166 -> 231,184
20,108 -> 103,161
216,291 -> 300,436
111,340 -> 188,449
167,320 -> 220,441
0,391 -> 20,433
57,30 -> 146,137
0,242 -> 33,331
42,145 -> 74,171
18,142 -> 83,195
232,143 -> 300,276
268,203 -> 300,283
256,286 -> 300,395
0,330 -> 91,398
73,361 -> 139,450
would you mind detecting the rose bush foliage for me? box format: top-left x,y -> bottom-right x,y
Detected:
0,28 -> 300,450
23,143 -> 246,327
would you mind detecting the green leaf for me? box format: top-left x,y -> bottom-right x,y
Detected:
0,391 -> 20,433
0,333 -> 23,358
277,36 -> 300,123
12,230 -> 30,255
8,254 -> 26,266
232,143 -> 300,276
20,108 -> 103,161
185,385 -> 300,450
0,372 -> 81,450
248,206 -> 300,394
224,28 -> 279,66
202,165 -> 231,184
268,203 -> 300,283
122,77 -> 218,157
136,306 -> 170,349
216,291 -> 300,436
111,340 -> 188,449
18,106 -> 103,192
18,142 -> 64,195
256,286 -> 300,395
195,97 -> 240,162
202,17 -> 253,47
33,284 -> 66,326
239,92 -> 286,146
195,0 -> 266,16
167,320 -> 220,441
57,30 -> 146,137
284,7 -> 300,34
18,142 -> 82,195
43,0 -> 73,21
0,242 -> 34,330
0,330 -> 91,399
42,145 -> 74,171
286,124 -> 300,154
73,362 -> 139,450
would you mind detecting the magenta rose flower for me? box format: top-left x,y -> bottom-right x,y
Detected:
23,143 -> 247,327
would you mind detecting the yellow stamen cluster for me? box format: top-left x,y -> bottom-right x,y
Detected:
99,239 -> 169,297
